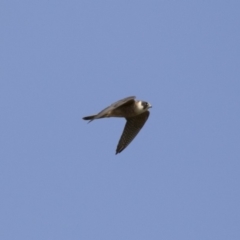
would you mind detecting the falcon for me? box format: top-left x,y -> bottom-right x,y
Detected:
82,96 -> 152,154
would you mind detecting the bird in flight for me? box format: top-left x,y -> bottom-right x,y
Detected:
83,96 -> 152,154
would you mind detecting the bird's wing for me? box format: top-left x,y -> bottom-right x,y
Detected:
116,111 -> 150,154
92,96 -> 136,120
109,96 -> 136,108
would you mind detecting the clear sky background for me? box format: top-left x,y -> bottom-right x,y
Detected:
1,1 -> 240,239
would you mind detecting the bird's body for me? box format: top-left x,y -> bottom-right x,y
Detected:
83,96 -> 152,154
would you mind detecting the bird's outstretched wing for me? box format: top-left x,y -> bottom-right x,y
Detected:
83,96 -> 136,122
116,111 -> 150,154
108,96 -> 136,109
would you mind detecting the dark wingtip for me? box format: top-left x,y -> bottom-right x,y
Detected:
115,148 -> 123,155
82,117 -> 93,124
83,115 -> 95,122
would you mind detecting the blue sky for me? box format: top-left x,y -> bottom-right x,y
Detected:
1,1 -> 240,239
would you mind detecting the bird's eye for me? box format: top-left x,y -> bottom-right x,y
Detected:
142,102 -> 148,108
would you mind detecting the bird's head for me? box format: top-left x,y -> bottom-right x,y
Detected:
136,100 -> 152,113
141,101 -> 152,110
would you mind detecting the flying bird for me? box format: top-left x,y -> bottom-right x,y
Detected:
82,96 -> 152,154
